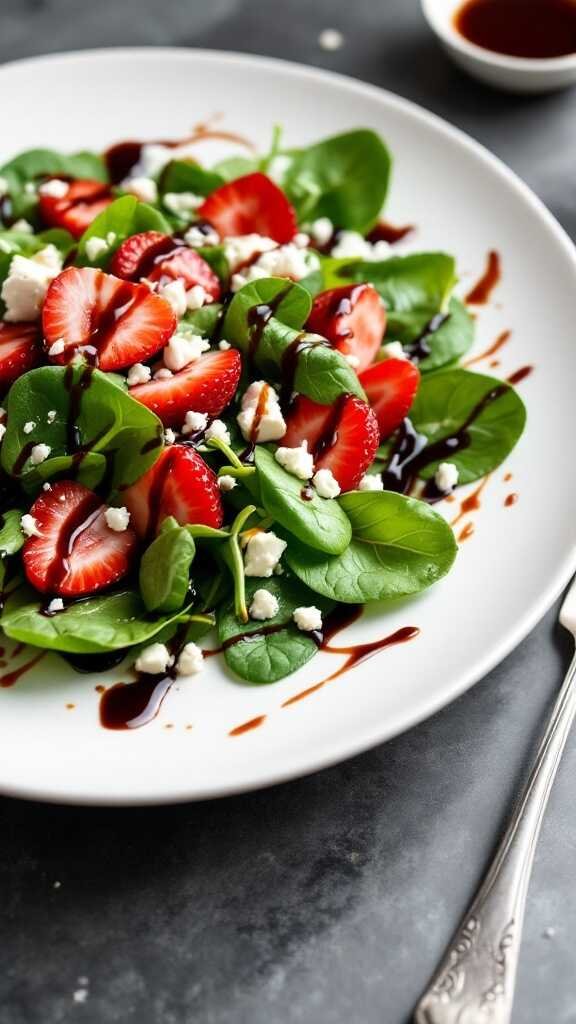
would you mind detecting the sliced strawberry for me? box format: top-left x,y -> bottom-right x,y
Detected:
307,284 -> 386,372
39,179 -> 112,239
130,349 -> 241,427
122,445 -> 223,538
198,172 -> 297,244
22,481 -> 138,597
109,231 -> 173,280
359,358 -> 420,439
0,322 -> 42,391
42,267 -> 177,371
283,394 -> 379,491
110,233 -> 222,300
147,247 -> 222,300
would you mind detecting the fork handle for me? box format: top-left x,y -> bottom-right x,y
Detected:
414,651 -> 576,1024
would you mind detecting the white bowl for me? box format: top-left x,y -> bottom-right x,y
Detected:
421,0 -> 576,93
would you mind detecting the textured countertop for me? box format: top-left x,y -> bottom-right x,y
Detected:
1,2 -> 576,1022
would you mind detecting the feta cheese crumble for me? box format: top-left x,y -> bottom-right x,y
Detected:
163,332 -> 210,371
218,474 -> 237,492
274,441 -> 314,481
121,176 -> 158,204
293,606 -> 323,632
186,284 -> 208,311
154,368 -> 173,380
309,217 -> 334,247
184,224 -> 220,248
244,531 -> 287,577
330,230 -> 390,261
249,588 -> 280,621
30,443 -> 51,465
164,428 -> 176,445
85,236 -> 110,262
47,597 -> 64,613
313,468 -> 341,498
11,219 -> 33,234
237,381 -> 286,443
134,642 -> 174,675
1,246 -> 63,321
0,423 -> 5,443
434,462 -> 459,492
163,192 -> 203,216
127,363 -> 152,387
358,472 -> 384,491
39,178 -> 69,198
382,341 -> 408,360
104,506 -> 130,532
218,339 -> 231,351
231,243 -> 318,292
21,513 -> 41,538
224,233 -> 277,273
181,410 -> 208,435
344,353 -> 360,368
175,642 -> 204,676
159,278 -> 188,318
23,421 -> 36,434
48,338 -> 65,357
46,410 -> 57,424
205,419 -> 231,445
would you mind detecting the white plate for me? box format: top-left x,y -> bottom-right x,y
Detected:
0,48 -> 575,806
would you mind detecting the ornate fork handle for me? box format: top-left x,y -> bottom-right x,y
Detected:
415,652 -> 576,1024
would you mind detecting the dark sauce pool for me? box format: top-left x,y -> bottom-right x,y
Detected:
454,0 -> 576,60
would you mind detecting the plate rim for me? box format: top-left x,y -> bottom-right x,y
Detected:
1,45 -> 575,806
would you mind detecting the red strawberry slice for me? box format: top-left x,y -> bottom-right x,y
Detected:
283,394 -> 379,491
307,284 -> 386,372
22,480 -> 138,597
130,349 -> 241,427
0,322 -> 42,391
110,233 -> 222,300
198,172 -> 297,244
39,179 -> 112,239
122,445 -> 223,538
42,267 -> 177,371
359,358 -> 420,439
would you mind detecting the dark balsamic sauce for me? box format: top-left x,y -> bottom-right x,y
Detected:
0,649 -> 45,688
458,522 -> 475,543
507,365 -> 533,386
64,649 -> 128,673
465,251 -> 501,304
454,0 -> 576,59
300,485 -> 315,501
229,715 -> 266,737
404,312 -> 450,363
104,127 -> 257,185
99,624 -> 189,730
464,329 -> 511,367
367,220 -> 414,245
504,492 -> 519,507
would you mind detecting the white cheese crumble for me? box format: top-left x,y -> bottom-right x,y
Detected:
309,217 -> 334,247
237,381 -> 286,443
293,232 -> 310,248
293,606 -> 323,632
218,474 -> 237,492
163,192 -> 203,216
42,482 -> 52,491
23,421 -> 36,434
186,284 -> 208,311
330,230 -> 390,261
205,419 -> 231,445
48,338 -> 65,357
39,178 -> 69,198
127,363 -> 152,387
218,339 -> 231,351
0,423 -> 5,442
358,472 -> 384,491
159,278 -> 188,318
231,243 -> 318,292
434,462 -> 459,492
224,233 -> 277,273
47,597 -> 64,613
184,224 -> 220,248
11,219 -> 33,233
21,513 -> 41,538
244,531 -> 287,577
313,468 -> 341,498
30,443 -> 51,465
121,176 -> 158,204
181,410 -> 208,435
104,506 -> 130,532
175,642 -> 204,676
164,428 -> 176,445
106,232 -> 117,246
382,341 -> 408,360
134,642 -> 174,675
1,246 -> 63,322
85,236 -> 110,262
249,588 -> 280,621
274,440 -> 314,481
154,368 -> 173,380
46,410 -> 57,424
163,332 -> 210,372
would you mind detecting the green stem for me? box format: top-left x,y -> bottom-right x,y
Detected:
206,436 -> 244,469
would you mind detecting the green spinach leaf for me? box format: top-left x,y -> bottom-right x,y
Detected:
212,156 -> 258,181
255,447 -> 351,555
0,148 -> 108,189
223,276 -> 312,345
393,297 -> 474,372
217,575 -> 333,684
0,509 -> 25,556
76,196 -> 171,265
282,130 -> 392,232
139,521 -> 196,614
286,490 -> 457,603
182,302 -> 223,339
159,160 -> 224,197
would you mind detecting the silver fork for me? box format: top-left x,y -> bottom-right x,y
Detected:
414,576 -> 576,1024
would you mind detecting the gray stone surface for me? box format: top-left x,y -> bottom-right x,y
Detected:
1,2 -> 576,1021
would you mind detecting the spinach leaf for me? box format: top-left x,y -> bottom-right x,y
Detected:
196,244 -> 229,286
159,160 -> 224,197
286,491 -> 457,603
139,521 -> 196,614
217,576 -> 333,684
223,277 -> 312,345
212,156 -> 258,181
393,297 -> 474,372
0,148 -> 108,188
182,302 -> 223,339
76,196 -> 171,265
327,252 -> 456,311
282,130 -> 392,232
0,509 -> 25,556
255,447 -> 351,555
2,364 -> 163,492
1,586 -> 189,654
0,228 -> 75,293
410,369 -> 527,484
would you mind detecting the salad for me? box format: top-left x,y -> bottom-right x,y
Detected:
0,127 -> 526,689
